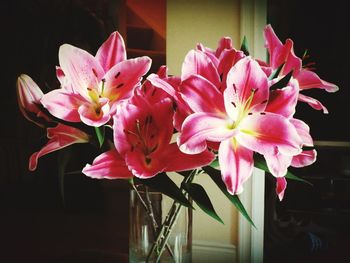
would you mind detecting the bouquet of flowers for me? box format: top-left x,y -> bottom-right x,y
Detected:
16,24 -> 338,262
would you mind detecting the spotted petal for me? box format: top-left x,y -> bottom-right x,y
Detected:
59,44 -> 104,99
103,56 -> 152,102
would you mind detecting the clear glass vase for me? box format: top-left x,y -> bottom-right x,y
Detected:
129,187 -> 192,263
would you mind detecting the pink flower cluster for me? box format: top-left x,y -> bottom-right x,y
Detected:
17,25 -> 338,200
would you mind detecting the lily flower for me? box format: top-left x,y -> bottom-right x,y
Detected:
178,57 -> 302,194
29,124 -> 89,171
264,24 -> 338,113
16,74 -> 50,127
41,31 -> 152,127
83,84 -> 214,180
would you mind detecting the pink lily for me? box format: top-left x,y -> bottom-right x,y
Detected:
29,124 -> 89,171
83,82 -> 214,180
16,74 -> 50,127
264,81 -> 316,199
82,149 -> 132,179
41,31 -> 152,127
147,67 -> 192,131
178,57 -> 302,194
114,87 -> 215,179
264,24 -> 338,112
196,37 -> 245,91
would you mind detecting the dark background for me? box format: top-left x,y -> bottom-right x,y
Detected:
268,0 -> 350,142
1,1 -> 129,262
265,1 -> 350,262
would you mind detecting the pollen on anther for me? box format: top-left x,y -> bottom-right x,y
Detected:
260,112 -> 266,115
248,112 -> 253,115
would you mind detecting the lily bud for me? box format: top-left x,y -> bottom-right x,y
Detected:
16,74 -> 49,127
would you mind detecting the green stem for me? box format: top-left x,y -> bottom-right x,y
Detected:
131,184 -> 174,261
146,169 -> 197,263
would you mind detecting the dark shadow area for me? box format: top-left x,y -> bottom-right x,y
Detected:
0,1 -> 129,262
265,1 -> 350,262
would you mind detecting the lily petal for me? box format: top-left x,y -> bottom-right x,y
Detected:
180,75 -> 225,113
77,97 -> 111,127
59,44 -> 104,98
237,112 -> 302,156
181,50 -> 221,89
291,149 -> 317,168
276,177 -> 287,201
226,57 -> 269,111
290,118 -> 314,146
82,149 -> 132,179
265,152 -> 292,178
29,124 -> 89,171
147,73 -> 176,96
103,56 -> 152,101
217,49 -> 244,91
296,69 -> 339,92
162,143 -> 215,172
298,93 -> 329,113
266,82 -> 299,118
125,149 -> 164,179
218,139 -> 253,195
41,89 -> 85,122
178,112 -> 235,154
95,31 -> 126,72
215,37 -> 233,57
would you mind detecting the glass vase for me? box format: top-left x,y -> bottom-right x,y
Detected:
129,187 -> 192,263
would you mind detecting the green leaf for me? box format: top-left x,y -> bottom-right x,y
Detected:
268,62 -> 285,80
135,173 -> 192,208
209,157 -> 219,169
285,171 -> 313,186
183,182 -> 224,224
269,70 -> 293,91
202,166 -> 256,228
95,126 -> 105,148
254,155 -> 313,186
240,36 -> 250,56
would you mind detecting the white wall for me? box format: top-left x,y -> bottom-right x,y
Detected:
167,0 -> 241,246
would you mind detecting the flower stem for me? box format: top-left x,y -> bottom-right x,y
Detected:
131,183 -> 174,261
146,169 -> 197,263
